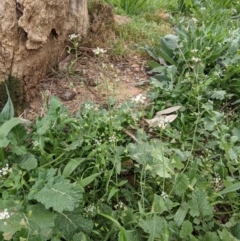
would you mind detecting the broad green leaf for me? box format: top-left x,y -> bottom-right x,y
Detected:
26,204 -> 56,239
79,173 -> 101,188
203,232 -> 220,241
230,224 -> 240,240
29,171 -> 84,213
63,158 -> 86,178
73,232 -> 91,241
188,189 -> 213,218
174,174 -> 189,196
180,220 -> 193,238
174,202 -> 189,227
219,182 -> 240,195
211,90 -> 226,100
55,210 -> 93,241
138,215 -> 167,241
19,153 -> 38,171
218,228 -> 239,241
0,200 -> 24,240
0,118 -> 24,138
1,84 -> 14,120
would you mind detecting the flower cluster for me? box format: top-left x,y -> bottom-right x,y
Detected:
131,94 -> 146,104
92,47 -> 107,55
0,209 -> 11,221
69,33 -> 80,40
0,164 -> 11,178
191,57 -> 201,63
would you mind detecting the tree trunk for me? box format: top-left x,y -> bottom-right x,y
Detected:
0,0 -> 89,113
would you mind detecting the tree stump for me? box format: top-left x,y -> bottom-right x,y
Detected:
0,0 -> 89,113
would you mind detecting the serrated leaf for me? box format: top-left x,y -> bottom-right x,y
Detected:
188,189 -> 213,218
29,170 -> 84,213
211,90 -> 226,100
138,215 -> 167,240
55,211 -> 93,241
34,180 -> 83,212
19,153 -> 38,170
180,220 -> 193,238
174,174 -> 189,196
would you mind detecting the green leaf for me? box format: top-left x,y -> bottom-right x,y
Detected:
107,187 -> 119,202
0,118 -> 24,138
218,228 -> 239,241
180,220 -> 193,238
219,182 -> 240,195
211,90 -> 226,100
203,232 -> 220,241
188,189 -> 213,218
26,204 -> 56,239
65,138 -> 83,151
78,173 -> 101,188
1,84 -> 14,120
19,153 -> 38,170
174,202 -> 189,227
0,200 -> 24,240
73,232 -> 91,241
138,215 -> 167,241
55,210 -> 93,241
174,174 -> 189,196
29,170 -> 84,213
63,158 -> 86,178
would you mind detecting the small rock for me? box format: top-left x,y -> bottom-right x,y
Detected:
60,90 -> 76,101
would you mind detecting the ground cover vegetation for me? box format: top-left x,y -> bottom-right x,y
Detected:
0,0 -> 240,240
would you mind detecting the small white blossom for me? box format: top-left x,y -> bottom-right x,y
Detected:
0,209 -> 11,220
191,49 -> 198,53
109,134 -> 117,143
205,47 -> 211,50
69,33 -> 80,40
92,47 -> 107,55
84,103 -> 93,110
0,164 -> 11,178
161,192 -> 169,200
132,94 -> 146,104
191,57 -> 201,63
200,7 -> 206,11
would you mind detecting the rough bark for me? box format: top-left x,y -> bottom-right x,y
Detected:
0,0 -> 89,113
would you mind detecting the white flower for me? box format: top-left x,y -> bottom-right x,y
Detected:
161,192 -> 169,200
69,33 -> 80,40
0,209 -> 11,220
84,103 -> 93,110
205,47 -> 211,50
191,49 -> 198,53
132,94 -> 146,104
200,7 -> 206,11
109,134 -> 117,143
92,47 -> 107,55
0,164 -> 11,178
191,57 -> 201,63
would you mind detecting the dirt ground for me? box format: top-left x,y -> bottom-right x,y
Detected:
22,50 -> 149,119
